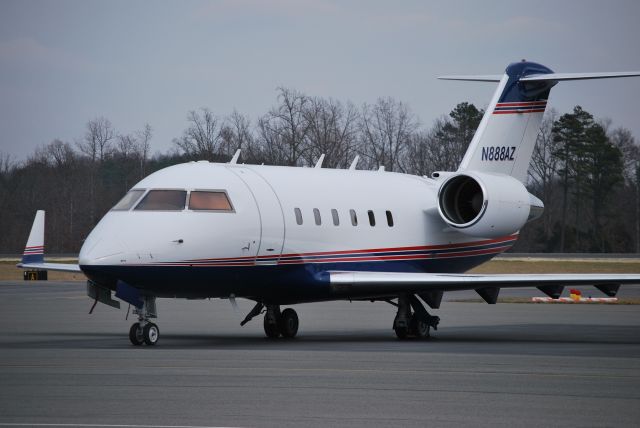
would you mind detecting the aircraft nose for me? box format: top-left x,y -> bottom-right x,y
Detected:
79,215 -> 125,266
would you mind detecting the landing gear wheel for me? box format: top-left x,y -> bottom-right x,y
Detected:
394,325 -> 410,340
129,322 -> 144,346
410,315 -> 431,339
279,308 -> 299,338
143,322 -> 160,346
264,316 -> 280,338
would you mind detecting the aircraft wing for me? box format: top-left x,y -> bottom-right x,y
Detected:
16,262 -> 81,273
17,210 -> 82,274
328,271 -> 640,302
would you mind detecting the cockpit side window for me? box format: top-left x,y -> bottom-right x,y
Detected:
135,190 -> 187,211
188,191 -> 234,211
111,189 -> 145,211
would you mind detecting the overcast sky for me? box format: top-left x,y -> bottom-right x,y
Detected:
1,0 -> 639,161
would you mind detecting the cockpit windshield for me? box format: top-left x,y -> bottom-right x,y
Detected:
111,189 -> 145,211
135,190 -> 187,211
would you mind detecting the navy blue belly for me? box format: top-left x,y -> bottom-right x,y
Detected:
80,254 -> 495,304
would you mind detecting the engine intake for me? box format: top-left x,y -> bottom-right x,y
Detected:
437,171 -> 540,238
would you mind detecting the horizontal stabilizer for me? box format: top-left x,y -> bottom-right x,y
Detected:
437,75 -> 502,82
520,71 -> 640,82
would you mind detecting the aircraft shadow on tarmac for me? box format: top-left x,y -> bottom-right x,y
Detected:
3,323 -> 639,354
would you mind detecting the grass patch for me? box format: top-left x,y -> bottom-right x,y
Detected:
469,259 -> 640,274
0,261 -> 85,282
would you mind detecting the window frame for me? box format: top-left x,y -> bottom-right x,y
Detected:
386,210 -> 394,227
313,208 -> 322,226
294,207 -> 303,225
331,209 -> 340,226
134,188 -> 188,212
350,209 -> 358,226
111,189 -> 146,211
368,210 -> 376,226
187,189 -> 235,213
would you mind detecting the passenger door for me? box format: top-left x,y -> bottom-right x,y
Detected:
229,167 -> 285,265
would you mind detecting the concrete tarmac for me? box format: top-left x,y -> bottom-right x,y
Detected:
0,281 -> 639,427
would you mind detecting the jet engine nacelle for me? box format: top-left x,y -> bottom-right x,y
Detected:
437,171 -> 541,238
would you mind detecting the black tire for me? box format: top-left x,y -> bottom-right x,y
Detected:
394,325 -> 410,340
263,315 -> 280,338
410,314 -> 431,339
129,322 -> 144,346
279,308 -> 299,338
143,322 -> 160,346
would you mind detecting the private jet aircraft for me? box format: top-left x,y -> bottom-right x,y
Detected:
19,61 -> 640,346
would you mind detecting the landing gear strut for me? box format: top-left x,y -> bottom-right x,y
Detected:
393,293 -> 439,340
241,303 -> 299,339
129,295 -> 159,346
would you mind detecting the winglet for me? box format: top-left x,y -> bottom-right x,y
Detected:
22,210 -> 45,264
349,155 -> 360,170
229,149 -> 241,164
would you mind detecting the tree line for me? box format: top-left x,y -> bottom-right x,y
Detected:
0,87 -> 637,254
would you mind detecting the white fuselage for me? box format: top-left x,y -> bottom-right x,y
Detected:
78,161 -> 515,301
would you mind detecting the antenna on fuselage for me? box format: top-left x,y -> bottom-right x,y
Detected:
314,154 -> 325,169
349,155 -> 359,170
229,149 -> 241,164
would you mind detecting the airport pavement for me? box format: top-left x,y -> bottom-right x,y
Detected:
0,280 -> 639,427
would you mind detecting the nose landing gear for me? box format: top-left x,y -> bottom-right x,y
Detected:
129,296 -> 159,346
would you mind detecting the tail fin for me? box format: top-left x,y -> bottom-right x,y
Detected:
439,61 -> 640,183
22,210 -> 45,264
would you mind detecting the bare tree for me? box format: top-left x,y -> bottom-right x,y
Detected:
256,88 -> 310,166
116,133 -> 138,159
359,97 -> 418,172
303,97 -> 360,168
220,111 -> 252,159
173,108 -> 223,161
136,123 -> 152,177
77,117 -> 114,163
528,109 -> 559,243
0,151 -> 15,177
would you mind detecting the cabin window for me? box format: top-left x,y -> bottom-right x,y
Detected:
313,208 -> 322,225
350,209 -> 358,226
368,210 -> 376,226
189,191 -> 233,211
331,209 -> 339,226
294,208 -> 303,225
386,210 -> 394,227
135,190 -> 187,211
111,189 -> 145,211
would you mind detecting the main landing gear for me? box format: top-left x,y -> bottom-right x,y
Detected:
392,293 -> 440,340
241,303 -> 299,339
129,295 -> 159,346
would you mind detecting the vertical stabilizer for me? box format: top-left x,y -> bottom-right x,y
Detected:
22,210 -> 45,264
448,61 -> 556,183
